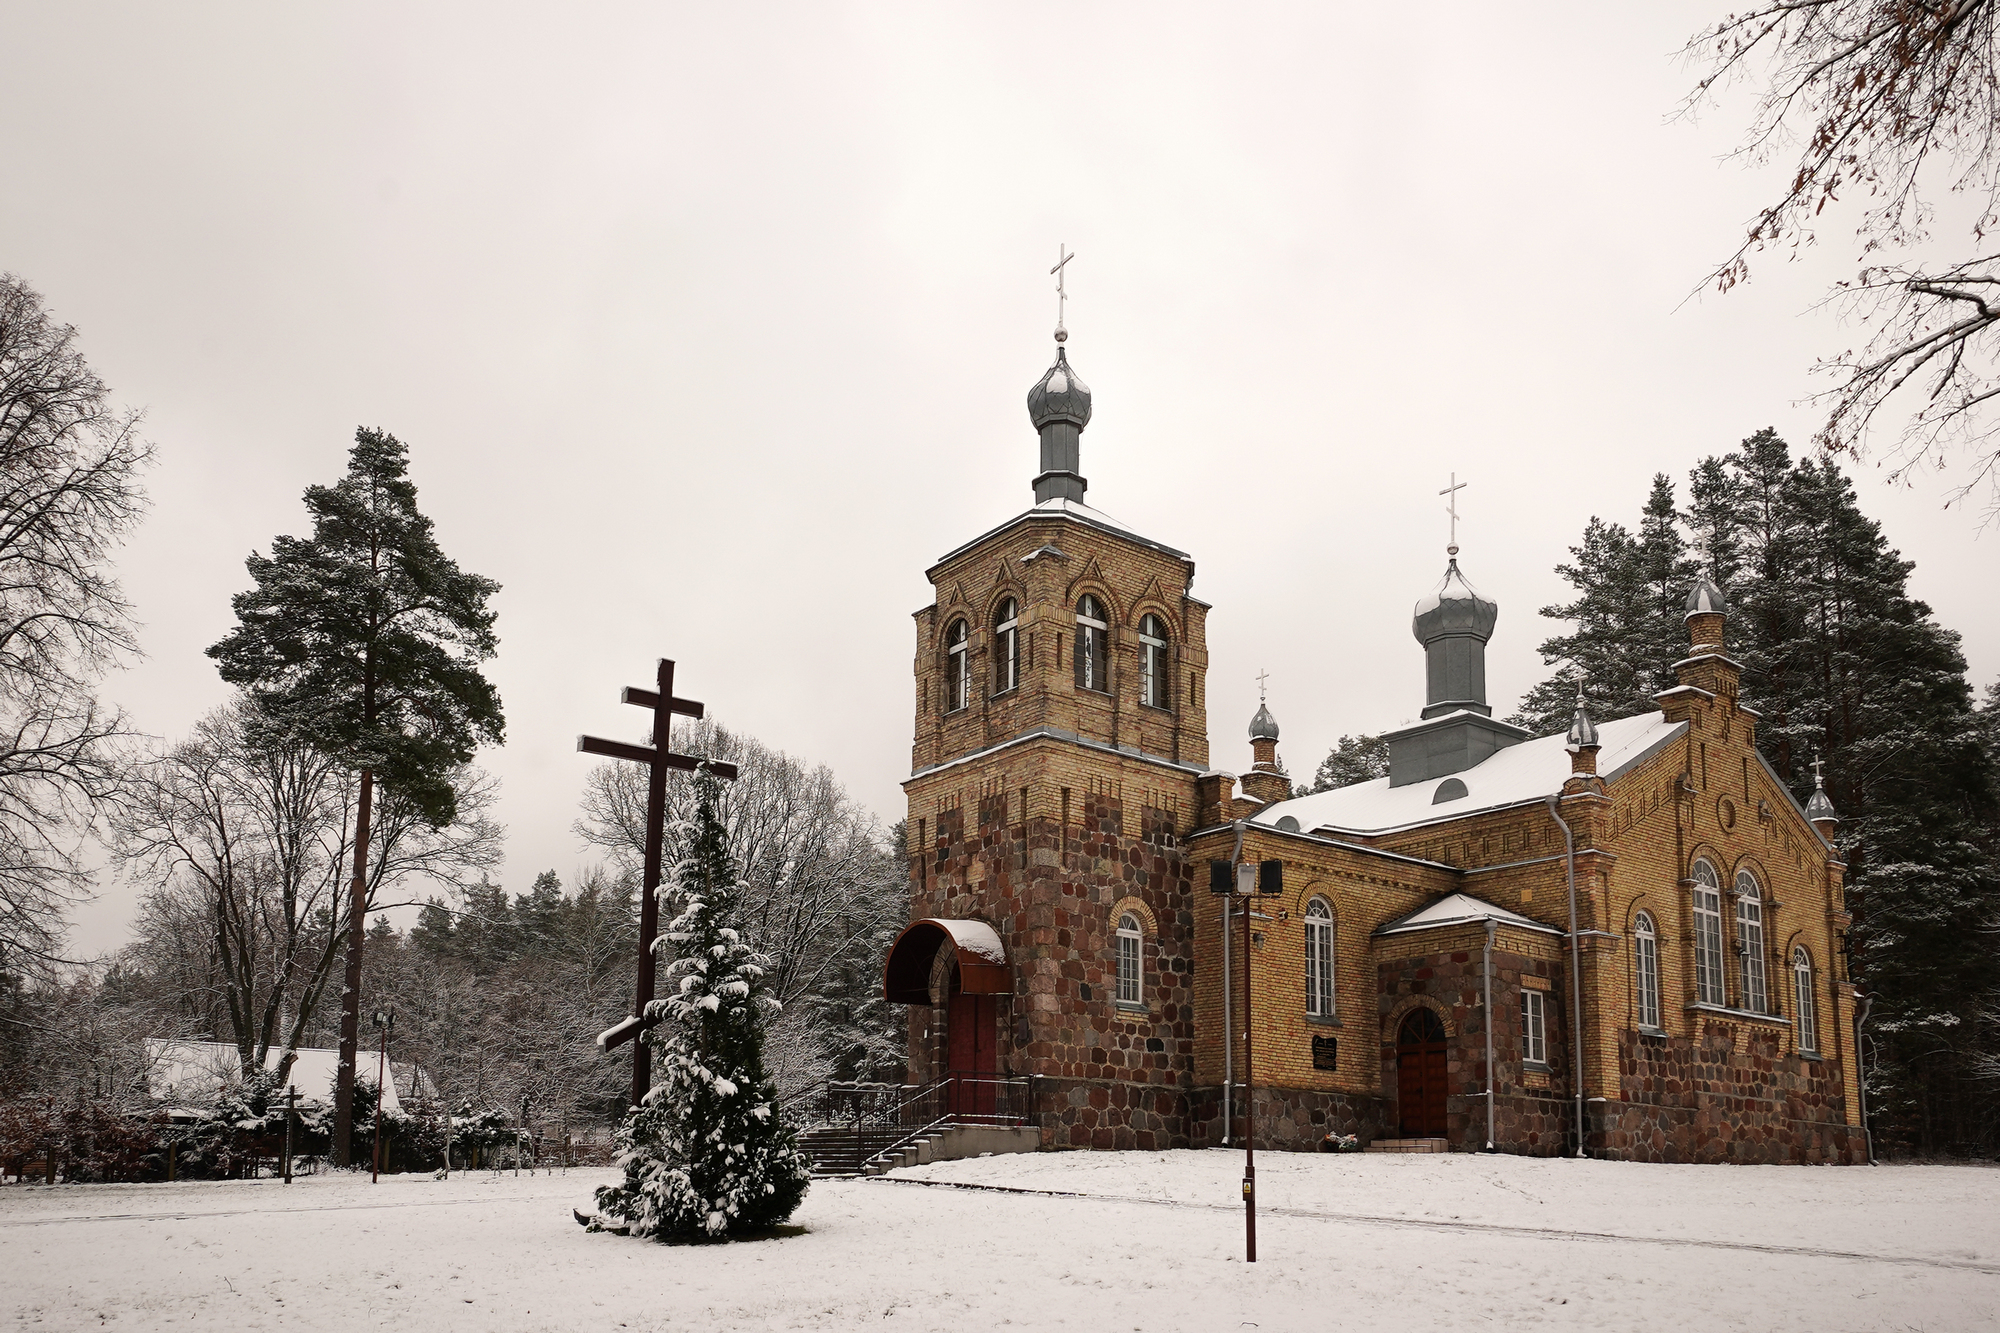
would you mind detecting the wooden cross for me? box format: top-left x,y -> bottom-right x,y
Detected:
578,658 -> 739,1109
1051,244 -> 1075,338
1439,473 -> 1466,555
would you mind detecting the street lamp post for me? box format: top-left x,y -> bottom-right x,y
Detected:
371,1009 -> 394,1182
1210,820 -> 1282,1264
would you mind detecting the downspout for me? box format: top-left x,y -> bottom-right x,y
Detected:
1221,892 -> 1232,1146
1482,917 -> 1496,1151
1854,991 -> 1876,1165
1545,794 -> 1586,1158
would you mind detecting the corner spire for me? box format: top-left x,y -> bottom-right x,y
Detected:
1029,247 -> 1092,503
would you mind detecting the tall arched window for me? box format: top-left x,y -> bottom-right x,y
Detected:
1115,912 -> 1142,1006
1633,911 -> 1662,1031
1792,946 -> 1818,1053
1074,595 -> 1108,693
993,598 -> 1019,694
1304,897 -> 1335,1018
945,619 -> 970,713
1692,860 -> 1726,1006
1736,869 -> 1767,1013
1138,613 -> 1169,709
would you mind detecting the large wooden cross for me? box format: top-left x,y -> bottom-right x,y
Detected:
578,658 -> 739,1109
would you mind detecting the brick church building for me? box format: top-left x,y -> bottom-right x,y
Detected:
882,333 -> 1865,1163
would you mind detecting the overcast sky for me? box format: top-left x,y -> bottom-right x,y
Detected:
7,3 -> 1994,957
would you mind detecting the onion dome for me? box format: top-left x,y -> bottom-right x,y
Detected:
1685,573 -> 1728,620
1027,347 -> 1092,431
1565,688 -> 1599,752
1413,559 -> 1499,646
1249,701 -> 1279,741
1806,763 -> 1839,824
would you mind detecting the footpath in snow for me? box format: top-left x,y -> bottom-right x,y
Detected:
1,1150 -> 1995,1331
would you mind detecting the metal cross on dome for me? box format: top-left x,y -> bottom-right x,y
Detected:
1255,668 -> 1270,702
1439,473 -> 1467,556
1051,244 -> 1075,342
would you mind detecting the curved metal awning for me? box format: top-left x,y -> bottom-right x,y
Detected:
882,918 -> 1010,1004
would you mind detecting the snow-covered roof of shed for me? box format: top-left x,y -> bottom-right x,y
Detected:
933,494 -> 1190,568
1250,711 -> 1684,836
1374,892 -> 1562,937
144,1039 -> 402,1113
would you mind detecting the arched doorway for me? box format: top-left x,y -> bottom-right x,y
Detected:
1395,1008 -> 1449,1138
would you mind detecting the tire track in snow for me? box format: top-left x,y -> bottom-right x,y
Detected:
871,1175 -> 2000,1276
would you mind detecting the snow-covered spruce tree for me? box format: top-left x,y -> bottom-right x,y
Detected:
591,764 -> 809,1241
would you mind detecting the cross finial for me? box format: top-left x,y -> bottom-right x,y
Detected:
1255,668 -> 1270,703
1439,473 -> 1467,556
1051,244 -> 1075,343
1811,753 -> 1826,788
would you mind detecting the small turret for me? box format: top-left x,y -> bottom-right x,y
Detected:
1806,755 -> 1840,841
1028,349 -> 1092,503
1566,685 -> 1601,776
1385,554 -> 1528,787
1686,573 -> 1728,652
1241,696 -> 1289,805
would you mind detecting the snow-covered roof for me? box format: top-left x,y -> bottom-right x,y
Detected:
1374,892 -> 1562,938
1252,711 -> 1685,836
144,1039 -> 402,1113
937,919 -> 1006,964
932,494 -> 1190,568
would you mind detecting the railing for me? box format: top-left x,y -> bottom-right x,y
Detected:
799,1075 -> 1034,1133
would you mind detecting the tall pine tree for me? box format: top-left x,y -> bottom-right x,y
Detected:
590,766 -> 810,1241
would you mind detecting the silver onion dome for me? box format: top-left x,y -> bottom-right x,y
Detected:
1685,573 -> 1728,619
1413,559 -> 1499,646
1027,347 -> 1092,431
1249,701 -> 1279,741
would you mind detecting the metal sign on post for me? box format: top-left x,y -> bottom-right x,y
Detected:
578,658 -> 740,1111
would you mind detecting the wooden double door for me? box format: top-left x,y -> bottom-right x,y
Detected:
1395,1008 -> 1449,1138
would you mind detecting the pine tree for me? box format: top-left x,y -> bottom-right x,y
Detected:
1306,735 -> 1389,792
591,766 -> 810,1241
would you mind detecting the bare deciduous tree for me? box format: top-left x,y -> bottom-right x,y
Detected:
0,274 -> 151,975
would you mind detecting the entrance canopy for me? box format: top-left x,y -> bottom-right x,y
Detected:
883,918 -> 1010,1004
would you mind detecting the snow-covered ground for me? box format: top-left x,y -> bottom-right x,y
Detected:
2,1151 -> 1996,1331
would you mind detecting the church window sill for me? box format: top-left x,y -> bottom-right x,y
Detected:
1635,1026 -> 1668,1040
1686,1002 -> 1788,1028
1306,1014 -> 1342,1029
1114,1002 -> 1149,1017
1796,1050 -> 1823,1062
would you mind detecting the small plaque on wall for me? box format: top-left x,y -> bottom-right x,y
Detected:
1312,1035 -> 1338,1070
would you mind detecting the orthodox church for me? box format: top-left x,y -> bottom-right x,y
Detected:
882,330 -> 1864,1163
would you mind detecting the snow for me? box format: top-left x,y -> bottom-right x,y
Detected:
5,1150 -> 1996,1330
1374,891 -> 1561,937
145,1039 -> 404,1113
934,917 -> 1007,965
1253,711 -> 1685,837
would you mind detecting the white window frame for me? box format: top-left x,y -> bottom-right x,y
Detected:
1792,946 -> 1818,1054
1736,869 -> 1768,1014
1691,860 -> 1726,1006
1304,897 -> 1335,1018
1138,614 -> 1169,710
945,619 -> 970,713
994,599 -> 1019,695
1521,989 -> 1548,1066
1115,912 -> 1142,1006
1075,596 -> 1109,694
1633,910 -> 1662,1031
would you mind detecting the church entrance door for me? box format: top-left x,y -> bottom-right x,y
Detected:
1395,1008 -> 1449,1138
946,983 -> 997,1119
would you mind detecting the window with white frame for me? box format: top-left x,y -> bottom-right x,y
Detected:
993,598 -> 1019,694
1521,989 -> 1548,1065
1692,859 -> 1726,1006
945,619 -> 970,713
1138,614 -> 1170,709
1736,869 -> 1768,1013
1793,946 -> 1818,1053
1304,897 -> 1335,1018
1115,912 -> 1142,1006
1633,910 -> 1662,1031
1074,595 -> 1109,693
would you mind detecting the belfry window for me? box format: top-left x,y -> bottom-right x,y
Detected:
1139,614 -> 1169,709
994,599 -> 1019,694
945,619 -> 970,713
1304,897 -> 1335,1018
1115,912 -> 1142,1006
1792,946 -> 1818,1054
1692,860 -> 1726,1006
1736,870 -> 1767,1013
1075,595 -> 1109,693
1633,911 -> 1662,1031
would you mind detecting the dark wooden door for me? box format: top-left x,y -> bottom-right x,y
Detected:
1396,1008 -> 1449,1137
946,990 -> 996,1118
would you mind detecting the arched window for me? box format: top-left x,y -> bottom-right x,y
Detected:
1115,912 -> 1142,1006
1691,860 -> 1726,1006
1138,614 -> 1170,709
1792,946 -> 1818,1053
1074,595 -> 1109,693
945,619 -> 970,713
993,598 -> 1019,694
1736,869 -> 1767,1013
1304,897 -> 1335,1018
1633,911 -> 1662,1031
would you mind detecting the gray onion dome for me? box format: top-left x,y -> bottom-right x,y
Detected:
1685,574 -> 1728,620
1566,692 -> 1599,752
1806,779 -> 1838,824
1249,701 -> 1279,741
1027,347 -> 1092,431
1412,559 -> 1499,646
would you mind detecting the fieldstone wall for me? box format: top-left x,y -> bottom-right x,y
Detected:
1600,1025 -> 1863,1164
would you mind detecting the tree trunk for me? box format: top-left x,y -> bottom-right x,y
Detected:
331,768 -> 375,1167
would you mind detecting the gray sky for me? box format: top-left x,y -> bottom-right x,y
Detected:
6,3 -> 1993,957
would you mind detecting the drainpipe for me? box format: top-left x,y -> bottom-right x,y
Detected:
1854,991 -> 1876,1165
1221,891 -> 1232,1147
1482,917 -> 1496,1151
1545,794 -> 1586,1159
